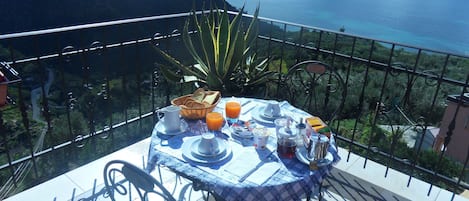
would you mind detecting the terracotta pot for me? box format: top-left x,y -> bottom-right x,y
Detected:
0,72 -> 7,107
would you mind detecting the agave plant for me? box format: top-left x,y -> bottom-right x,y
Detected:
155,5 -> 275,94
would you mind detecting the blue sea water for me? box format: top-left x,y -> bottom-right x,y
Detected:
226,0 -> 469,56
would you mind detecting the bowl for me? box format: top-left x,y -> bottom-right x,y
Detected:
171,91 -> 221,120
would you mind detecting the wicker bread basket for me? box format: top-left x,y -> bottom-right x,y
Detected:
171,91 -> 221,120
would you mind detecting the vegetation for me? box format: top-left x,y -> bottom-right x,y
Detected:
336,116 -> 463,189
154,5 -> 276,95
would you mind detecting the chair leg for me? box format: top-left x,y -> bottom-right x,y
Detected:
157,165 -> 163,184
203,191 -> 210,201
178,183 -> 193,201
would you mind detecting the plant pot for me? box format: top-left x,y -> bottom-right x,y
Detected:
0,72 -> 7,107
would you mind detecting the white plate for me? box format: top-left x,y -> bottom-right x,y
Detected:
182,137 -> 232,164
259,106 -> 283,120
295,146 -> 333,167
230,121 -> 254,139
156,120 -> 189,136
252,106 -> 284,126
231,130 -> 254,139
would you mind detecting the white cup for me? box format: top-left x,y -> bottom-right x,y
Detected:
198,132 -> 220,156
264,101 -> 281,117
157,105 -> 181,132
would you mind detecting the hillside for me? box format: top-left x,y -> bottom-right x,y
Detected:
0,0 -> 235,34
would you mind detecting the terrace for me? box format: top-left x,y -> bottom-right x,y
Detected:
1,10 -> 469,200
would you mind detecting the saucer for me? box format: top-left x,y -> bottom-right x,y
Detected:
295,146 -> 333,167
252,107 -> 283,126
190,138 -> 227,159
182,137 -> 232,164
156,120 -> 189,136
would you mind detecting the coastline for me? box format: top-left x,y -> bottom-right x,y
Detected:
226,0 -> 469,56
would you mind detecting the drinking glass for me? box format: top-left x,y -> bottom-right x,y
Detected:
225,98 -> 241,125
253,128 -> 270,149
206,112 -> 224,132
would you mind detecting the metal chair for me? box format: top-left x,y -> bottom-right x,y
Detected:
281,60 -> 346,125
103,159 -> 177,201
280,60 -> 346,200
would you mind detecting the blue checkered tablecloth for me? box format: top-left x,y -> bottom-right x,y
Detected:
147,98 -> 341,201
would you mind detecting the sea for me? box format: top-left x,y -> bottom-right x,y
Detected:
226,0 -> 469,56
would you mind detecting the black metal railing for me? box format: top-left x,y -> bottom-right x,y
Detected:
0,10 -> 468,199
250,12 -> 469,197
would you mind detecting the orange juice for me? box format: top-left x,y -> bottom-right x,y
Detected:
206,112 -> 224,131
225,101 -> 241,119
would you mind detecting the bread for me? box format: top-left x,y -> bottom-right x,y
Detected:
184,100 -> 205,108
174,88 -> 220,110
171,88 -> 221,119
187,88 -> 220,106
191,88 -> 205,102
202,91 -> 220,105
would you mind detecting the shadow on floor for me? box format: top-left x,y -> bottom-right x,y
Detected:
322,168 -> 410,201
68,164 -> 409,201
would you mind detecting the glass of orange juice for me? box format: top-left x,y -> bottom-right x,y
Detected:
225,98 -> 241,125
206,112 -> 224,132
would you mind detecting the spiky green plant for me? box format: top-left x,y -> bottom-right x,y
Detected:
155,5 -> 275,94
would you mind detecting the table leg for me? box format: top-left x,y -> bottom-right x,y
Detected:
318,180 -> 323,200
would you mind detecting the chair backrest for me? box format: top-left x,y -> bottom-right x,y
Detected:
103,159 -> 176,201
281,60 -> 346,124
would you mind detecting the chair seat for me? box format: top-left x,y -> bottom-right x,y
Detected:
103,159 -> 177,201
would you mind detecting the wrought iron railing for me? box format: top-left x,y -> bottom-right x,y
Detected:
0,10 -> 468,199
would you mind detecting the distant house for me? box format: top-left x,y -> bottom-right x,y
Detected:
379,125 -> 437,150
415,127 -> 439,151
435,94 -> 469,164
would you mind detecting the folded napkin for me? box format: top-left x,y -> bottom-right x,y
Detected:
223,148 -> 280,185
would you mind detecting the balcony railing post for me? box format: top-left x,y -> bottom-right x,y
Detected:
363,44 -> 395,168
294,27 -> 305,64
346,40 -> 374,164
315,31 -> 323,60
135,41 -> 143,133
102,44 -> 113,142
60,46 -> 76,145
17,80 -> 39,177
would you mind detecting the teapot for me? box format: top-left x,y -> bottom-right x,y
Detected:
303,132 -> 329,161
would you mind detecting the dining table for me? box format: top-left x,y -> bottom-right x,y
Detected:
146,97 -> 341,201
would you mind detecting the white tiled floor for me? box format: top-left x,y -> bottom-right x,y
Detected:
335,147 -> 469,201
5,138 -> 469,201
5,138 -> 212,201
5,138 -> 148,201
